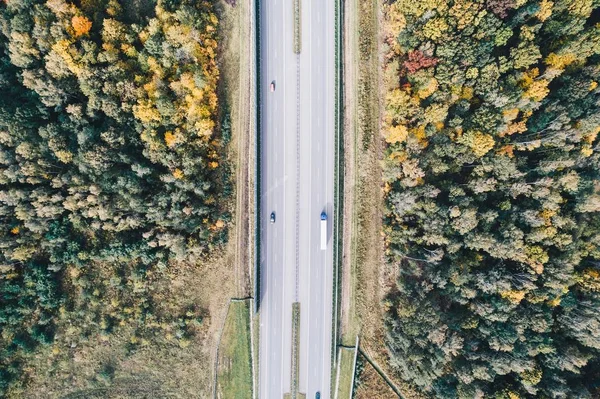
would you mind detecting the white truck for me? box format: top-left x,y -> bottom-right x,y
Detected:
320,211 -> 327,250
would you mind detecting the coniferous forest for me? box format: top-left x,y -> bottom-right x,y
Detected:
382,0 -> 600,397
0,0 -> 228,394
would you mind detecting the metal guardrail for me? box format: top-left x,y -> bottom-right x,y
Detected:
332,0 -> 345,388
254,1 -> 262,398
295,53 -> 301,302
254,0 -> 262,316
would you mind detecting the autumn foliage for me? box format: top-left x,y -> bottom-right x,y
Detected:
0,0 -> 228,393
71,15 -> 92,37
382,0 -> 600,397
403,50 -> 438,73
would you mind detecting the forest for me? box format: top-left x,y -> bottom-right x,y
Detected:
0,0 -> 228,394
382,0 -> 600,397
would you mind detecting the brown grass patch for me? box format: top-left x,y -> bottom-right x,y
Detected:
16,253 -> 236,399
353,353 -> 398,399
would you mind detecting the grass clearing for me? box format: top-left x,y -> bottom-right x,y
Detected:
216,300 -> 253,399
17,255 -> 236,399
335,347 -> 357,399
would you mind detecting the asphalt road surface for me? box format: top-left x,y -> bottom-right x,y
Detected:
259,0 -> 335,397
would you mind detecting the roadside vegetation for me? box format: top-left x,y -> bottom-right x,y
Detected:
216,300 -> 253,399
340,0 -> 425,396
335,346 -> 356,399
0,0 -> 249,395
341,0 -> 383,348
382,0 -> 600,397
353,353 -> 400,399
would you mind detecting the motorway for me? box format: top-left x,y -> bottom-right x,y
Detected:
259,0 -> 335,397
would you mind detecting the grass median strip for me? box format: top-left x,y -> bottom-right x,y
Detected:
293,0 -> 301,53
290,302 -> 301,398
216,300 -> 253,399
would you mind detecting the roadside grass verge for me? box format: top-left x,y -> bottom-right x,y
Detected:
216,300 -> 253,399
341,0 -> 382,349
216,1 -> 256,397
216,0 -> 254,299
335,347 -> 356,399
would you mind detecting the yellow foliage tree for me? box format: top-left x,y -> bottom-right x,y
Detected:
525,79 -> 550,101
172,168 -> 184,179
535,0 -> 553,21
520,366 -> 543,386
578,268 -> 600,292
72,15 -> 92,37
133,101 -> 161,123
422,17 -> 448,41
449,0 -> 482,31
503,108 -> 520,122
385,3 -> 406,41
545,52 -> 577,70
460,131 -> 495,157
525,245 -> 549,274
417,78 -> 438,99
581,145 -> 593,157
385,125 -> 409,144
164,131 -> 178,148
568,0 -> 593,17
411,125 -> 429,148
51,39 -> 81,75
500,289 -> 527,304
460,86 -> 473,100
102,18 -> 126,43
507,391 -> 520,399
